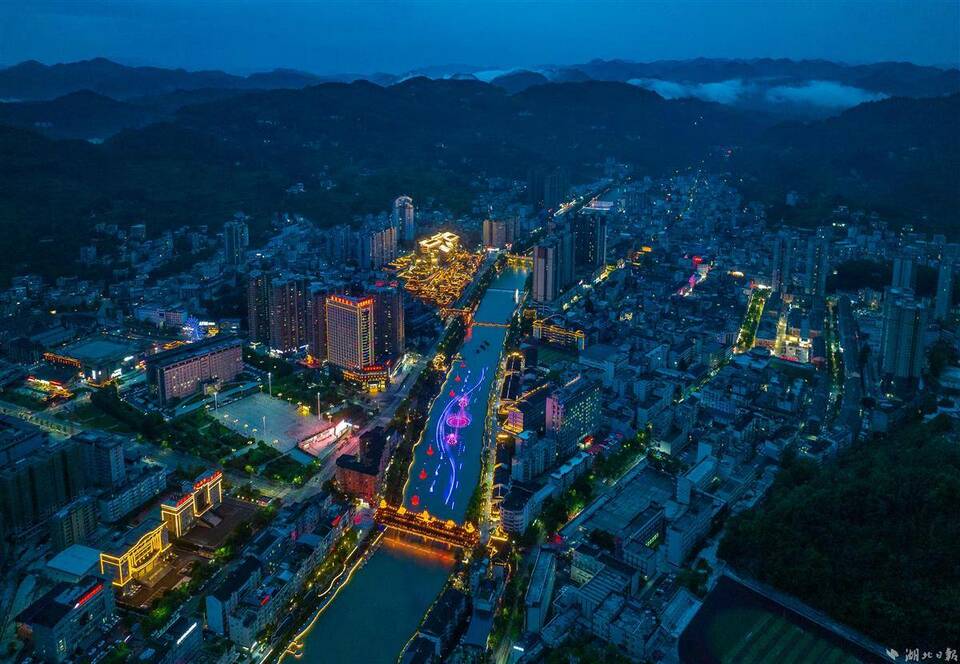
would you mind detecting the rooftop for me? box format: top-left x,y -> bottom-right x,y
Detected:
17,576 -> 106,629
145,335 -> 241,367
59,335 -> 141,365
525,549 -> 556,608
46,544 -> 102,578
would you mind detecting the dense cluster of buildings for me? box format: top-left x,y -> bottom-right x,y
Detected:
0,143 -> 956,664
491,170 -> 960,662
531,210 -> 607,304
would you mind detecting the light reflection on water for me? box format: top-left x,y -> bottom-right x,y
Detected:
298,266 -> 528,663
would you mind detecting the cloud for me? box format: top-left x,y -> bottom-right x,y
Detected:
628,77 -> 889,111
627,78 -> 752,104
765,80 -> 888,108
472,69 -> 513,82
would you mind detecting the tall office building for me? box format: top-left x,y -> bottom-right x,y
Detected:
268,276 -> 308,353
145,336 -> 244,405
804,230 -> 830,297
771,230 -> 796,293
880,288 -> 928,381
935,261 -> 953,321
246,271 -> 272,345
892,256 -> 916,290
223,220 -> 249,267
533,237 -> 561,303
369,283 -> 405,365
393,195 -> 416,246
572,212 -> 607,273
325,294 -> 376,376
545,376 -> 601,459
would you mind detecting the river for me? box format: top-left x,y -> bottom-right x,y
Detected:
296,264 -> 529,664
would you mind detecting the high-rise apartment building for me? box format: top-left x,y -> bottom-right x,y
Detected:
482,218 -> 517,249
307,288 -> 328,362
369,283 -> 405,365
533,237 -> 561,303
246,271 -> 272,345
393,195 -> 416,246
935,261 -> 953,321
528,167 -> 569,210
892,256 -> 916,290
322,224 -> 353,264
359,222 -> 399,270
771,230 -> 796,293
75,432 -> 126,488
223,220 -> 249,267
49,495 -> 98,552
0,425 -> 85,538
804,229 -> 830,297
559,225 -> 575,290
268,276 -> 308,353
573,212 -> 607,273
880,288 -> 928,381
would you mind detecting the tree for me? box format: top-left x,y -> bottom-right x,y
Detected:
927,339 -> 959,379
719,418 -> 960,649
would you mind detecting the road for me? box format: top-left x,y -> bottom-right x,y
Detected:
836,295 -> 864,436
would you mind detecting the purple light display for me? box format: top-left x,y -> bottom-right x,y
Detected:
410,365 -> 487,513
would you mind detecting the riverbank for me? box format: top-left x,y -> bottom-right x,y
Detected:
293,264 -> 529,663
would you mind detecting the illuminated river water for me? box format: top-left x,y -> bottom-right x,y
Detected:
297,265 -> 529,664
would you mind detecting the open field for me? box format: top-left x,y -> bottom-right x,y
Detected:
679,576 -> 883,664
215,392 -> 331,453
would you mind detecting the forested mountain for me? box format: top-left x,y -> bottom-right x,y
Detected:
0,91 -> 154,139
3,56 -> 956,104
720,417 -> 960,650
0,74 -> 956,281
0,57 -> 329,100
735,93 -> 960,231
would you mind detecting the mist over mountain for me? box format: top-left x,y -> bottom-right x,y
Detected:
0,57 -> 956,280
2,57 -> 956,120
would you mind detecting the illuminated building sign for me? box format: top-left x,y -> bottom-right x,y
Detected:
73,582 -> 104,609
43,352 -> 81,368
328,294 -> 373,307
176,622 -> 198,647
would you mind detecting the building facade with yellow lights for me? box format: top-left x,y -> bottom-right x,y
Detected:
325,294 -> 388,388
391,231 -> 483,308
99,519 -> 170,588
532,318 -> 586,351
160,470 -> 224,538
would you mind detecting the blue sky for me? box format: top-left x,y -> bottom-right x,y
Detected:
1,0 -> 957,73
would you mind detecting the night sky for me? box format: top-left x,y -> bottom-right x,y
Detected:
1,0 -> 958,74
